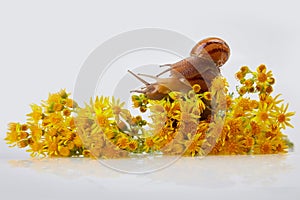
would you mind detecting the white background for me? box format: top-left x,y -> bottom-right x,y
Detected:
0,0 -> 299,199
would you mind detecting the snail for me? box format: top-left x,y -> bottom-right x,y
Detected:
129,37 -> 230,100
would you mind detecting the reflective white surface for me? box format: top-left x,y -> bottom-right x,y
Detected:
1,154 -> 299,199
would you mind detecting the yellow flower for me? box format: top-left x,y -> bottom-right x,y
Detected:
27,104 -> 42,122
243,136 -> 255,148
66,98 -> 75,108
265,85 -> 273,94
58,146 -> 70,157
94,101 -> 114,127
257,64 -> 267,73
96,113 -> 109,127
67,141 -> 75,150
53,103 -> 63,112
73,136 -> 83,147
171,98 -> 200,125
237,97 -> 252,111
257,72 -> 268,83
117,136 -> 129,149
227,118 -> 244,136
29,125 -> 43,141
192,84 -> 201,93
94,96 -> 110,111
275,103 -> 295,129
143,137 -> 155,152
238,86 -> 247,96
252,102 -> 273,126
203,92 -> 212,101
19,131 -> 29,139
259,141 -> 273,154
250,100 -> 259,109
48,113 -> 63,125
127,140 -> 138,151
63,109 -> 71,116
17,140 -> 28,148
104,129 -> 116,140
27,141 -> 45,157
250,121 -> 261,135
110,96 -> 125,115
46,136 -> 59,156
5,131 -> 19,146
235,71 -> 245,81
47,128 -> 58,137
5,123 -> 21,146
273,139 -> 288,153
47,93 -> 61,105
8,122 -> 19,132
211,76 -> 227,92
240,66 -> 250,74
222,138 -> 240,155
83,150 -> 92,157
185,140 -> 201,157
255,66 -> 273,91
244,79 -> 254,88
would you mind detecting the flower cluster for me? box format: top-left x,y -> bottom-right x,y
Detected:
4,65 -> 295,158
75,96 -> 146,158
210,64 -> 294,155
5,89 -> 87,157
129,76 -> 228,157
75,88 -> 209,158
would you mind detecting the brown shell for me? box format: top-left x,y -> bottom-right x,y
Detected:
190,37 -> 230,67
168,56 -> 220,91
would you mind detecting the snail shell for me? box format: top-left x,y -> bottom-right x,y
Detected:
190,37 -> 230,67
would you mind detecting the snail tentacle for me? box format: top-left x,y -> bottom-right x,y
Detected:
127,70 -> 150,86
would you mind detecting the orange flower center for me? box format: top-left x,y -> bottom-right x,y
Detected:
235,72 -> 244,80
245,137 -> 254,147
31,142 -> 42,152
117,138 -> 128,149
244,80 -> 253,87
188,141 -> 198,151
258,73 -> 267,82
128,142 -> 137,150
48,143 -> 58,152
260,112 -> 269,121
278,114 -> 286,123
97,115 -> 108,126
146,139 -> 154,147
113,106 -> 121,115
260,142 -> 272,154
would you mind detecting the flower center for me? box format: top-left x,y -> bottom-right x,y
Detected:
258,73 -> 267,82
278,114 -> 286,123
97,115 -> 107,126
128,142 -> 137,150
260,112 -> 269,121
261,142 -> 271,154
146,139 -> 154,147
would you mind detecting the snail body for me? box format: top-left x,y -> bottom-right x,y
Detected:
129,37 -> 230,100
128,70 -> 191,100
